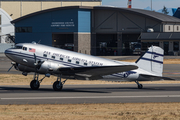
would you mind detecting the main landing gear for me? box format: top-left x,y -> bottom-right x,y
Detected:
30,73 -> 67,91
135,81 -> 143,89
30,72 -> 46,90
53,74 -> 68,91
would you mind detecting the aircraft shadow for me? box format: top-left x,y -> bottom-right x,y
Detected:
0,85 -> 180,93
0,86 -> 109,93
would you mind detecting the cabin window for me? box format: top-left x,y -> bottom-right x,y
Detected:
43,54 -> 47,57
22,47 -> 27,51
60,58 -> 63,61
177,26 -> 179,31
68,59 -> 71,62
84,63 -> 87,66
52,56 -> 55,59
76,61 -> 79,64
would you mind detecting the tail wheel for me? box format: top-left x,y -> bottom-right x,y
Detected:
138,84 -> 143,89
53,81 -> 63,91
30,80 -> 40,90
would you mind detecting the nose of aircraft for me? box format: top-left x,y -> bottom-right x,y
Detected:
4,49 -> 11,58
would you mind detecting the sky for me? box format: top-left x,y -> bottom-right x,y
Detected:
102,0 -> 180,10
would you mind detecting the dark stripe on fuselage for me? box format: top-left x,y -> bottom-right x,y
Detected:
141,57 -> 163,64
6,51 -> 135,78
5,51 -> 83,67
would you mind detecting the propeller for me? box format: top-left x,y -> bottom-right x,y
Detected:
33,53 -> 44,70
34,53 -> 37,66
7,62 -> 16,72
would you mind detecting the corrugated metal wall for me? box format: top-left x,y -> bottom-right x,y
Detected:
14,8 -> 91,45
0,43 -> 14,53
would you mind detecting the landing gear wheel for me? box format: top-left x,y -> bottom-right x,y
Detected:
53,81 -> 63,91
30,80 -> 40,90
138,84 -> 143,89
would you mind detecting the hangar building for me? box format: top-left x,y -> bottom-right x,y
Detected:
0,0 -> 101,43
11,6 -> 180,56
0,0 -> 101,20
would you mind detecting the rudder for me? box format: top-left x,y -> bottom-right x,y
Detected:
135,46 -> 164,76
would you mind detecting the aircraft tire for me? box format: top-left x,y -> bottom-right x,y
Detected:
30,80 -> 40,90
138,84 -> 143,89
53,81 -> 63,91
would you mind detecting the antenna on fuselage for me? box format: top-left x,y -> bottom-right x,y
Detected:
38,40 -> 41,44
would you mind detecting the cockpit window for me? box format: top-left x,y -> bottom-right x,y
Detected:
15,46 -> 23,49
23,47 -> 27,51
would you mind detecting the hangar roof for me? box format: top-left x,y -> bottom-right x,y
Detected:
11,6 -> 180,23
141,32 -> 180,40
94,6 -> 180,23
1,0 -> 102,2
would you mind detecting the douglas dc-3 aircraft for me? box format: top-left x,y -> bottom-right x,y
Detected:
5,42 -> 172,91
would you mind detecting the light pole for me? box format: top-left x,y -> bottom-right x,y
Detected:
151,0 -> 152,11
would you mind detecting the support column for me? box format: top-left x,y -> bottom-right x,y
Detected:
159,41 -> 163,49
91,32 -> 96,55
169,41 -> 173,52
73,32 -> 78,53
74,32 -> 91,55
117,32 -> 123,56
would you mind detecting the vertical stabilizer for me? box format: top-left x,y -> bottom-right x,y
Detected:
135,46 -> 164,76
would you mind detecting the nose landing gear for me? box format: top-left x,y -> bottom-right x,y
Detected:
30,73 -> 46,90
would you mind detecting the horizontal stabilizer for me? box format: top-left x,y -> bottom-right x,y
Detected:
139,74 -> 174,81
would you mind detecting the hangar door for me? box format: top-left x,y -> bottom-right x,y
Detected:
96,34 -> 117,56
52,33 -> 74,51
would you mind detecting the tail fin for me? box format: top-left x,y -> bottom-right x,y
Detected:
135,46 -> 164,76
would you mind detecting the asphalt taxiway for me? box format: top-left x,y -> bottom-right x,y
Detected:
1,55 -> 180,104
1,84 -> 180,104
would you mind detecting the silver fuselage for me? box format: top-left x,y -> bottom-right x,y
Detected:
5,43 -> 156,81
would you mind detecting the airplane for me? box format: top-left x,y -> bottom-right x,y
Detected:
4,42 -> 172,91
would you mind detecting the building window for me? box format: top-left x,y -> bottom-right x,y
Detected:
169,26 -> 171,31
15,27 -> 32,33
173,41 -> 179,51
177,26 -> 179,31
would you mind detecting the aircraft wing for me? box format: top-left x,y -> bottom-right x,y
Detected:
139,74 -> 175,81
58,65 -> 138,80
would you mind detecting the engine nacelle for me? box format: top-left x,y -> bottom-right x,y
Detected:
17,64 -> 35,72
37,61 -> 61,74
17,61 -> 60,74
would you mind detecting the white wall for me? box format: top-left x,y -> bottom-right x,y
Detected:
164,24 -> 180,32
0,8 -> 14,43
0,43 -> 14,53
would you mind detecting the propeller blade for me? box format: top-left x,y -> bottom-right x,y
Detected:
34,53 -> 37,65
7,65 -> 14,72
